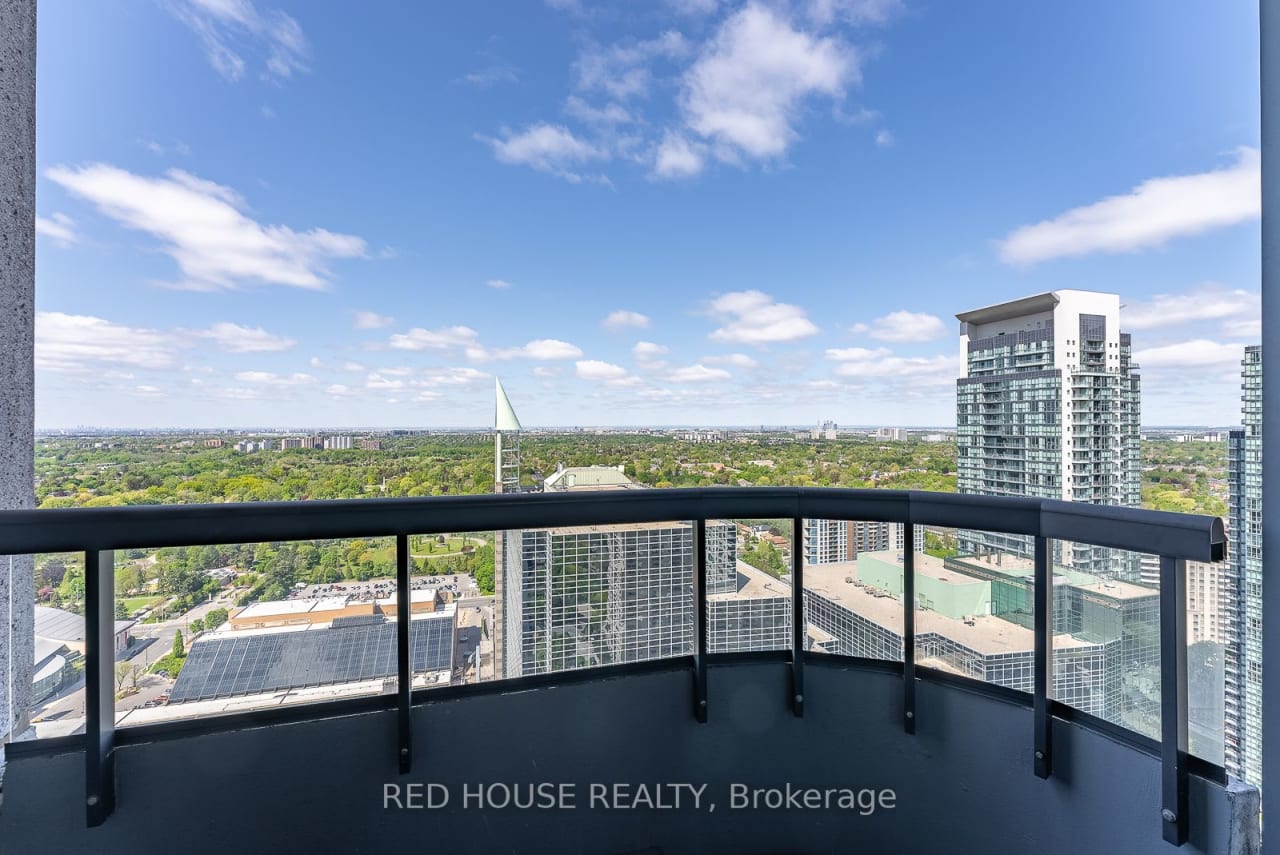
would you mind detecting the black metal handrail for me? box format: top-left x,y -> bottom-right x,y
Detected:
1,487 -> 1225,844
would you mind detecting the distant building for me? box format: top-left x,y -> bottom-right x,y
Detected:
1184,559 -> 1227,646
677,430 -> 724,443
955,290 -> 1141,580
708,562 -> 792,654
170,603 -> 455,705
32,638 -> 74,703
203,438 -> 224,448
497,418 -> 787,677
803,519 -> 922,566
1226,344 -> 1262,786
34,605 -> 134,655
876,427 -> 908,441
279,437 -> 304,450
804,550 -> 1159,728
358,438 -> 382,451
324,435 -> 353,450
542,464 -> 634,491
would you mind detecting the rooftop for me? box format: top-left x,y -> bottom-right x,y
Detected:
804,560 -> 1092,657
34,605 -> 134,642
542,464 -> 638,491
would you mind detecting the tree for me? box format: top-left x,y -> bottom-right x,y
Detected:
115,661 -> 133,693
189,617 -> 205,634
115,600 -> 129,620
205,607 -> 228,629
57,564 -> 85,605
172,630 -> 185,658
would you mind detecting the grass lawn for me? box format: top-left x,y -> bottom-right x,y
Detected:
411,535 -> 477,555
121,596 -> 164,613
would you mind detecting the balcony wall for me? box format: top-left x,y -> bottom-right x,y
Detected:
0,657 -> 1256,855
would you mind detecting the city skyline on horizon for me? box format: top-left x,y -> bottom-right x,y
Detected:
33,1 -> 1260,429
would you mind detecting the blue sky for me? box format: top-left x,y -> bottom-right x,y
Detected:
33,0 -> 1260,428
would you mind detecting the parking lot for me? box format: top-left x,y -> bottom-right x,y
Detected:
288,573 -> 481,603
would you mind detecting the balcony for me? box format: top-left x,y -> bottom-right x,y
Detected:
0,488 -> 1258,854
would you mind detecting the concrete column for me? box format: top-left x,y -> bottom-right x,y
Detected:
1263,0 -> 1278,844
0,0 -> 37,758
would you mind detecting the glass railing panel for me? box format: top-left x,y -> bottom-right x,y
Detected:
706,518 -> 792,654
103,537 -> 400,729
1049,541 -> 1161,743
492,520 -> 695,679
800,518 -> 909,661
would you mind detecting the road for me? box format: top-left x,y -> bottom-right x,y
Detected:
29,587 -> 241,736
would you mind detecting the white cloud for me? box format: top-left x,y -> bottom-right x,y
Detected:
234,370 -> 315,386
388,327 -> 581,362
576,360 -> 630,381
216,387 -> 262,400
827,345 -> 890,361
389,326 -> 481,351
366,373 -> 405,391
856,310 -> 948,343
827,346 -> 957,384
704,352 -> 757,368
997,147 -> 1261,265
533,366 -> 562,378
420,368 -> 484,388
564,96 -> 633,126
171,0 -> 308,83
36,312 -> 181,374
459,66 -> 520,87
139,139 -> 192,157
633,341 -> 670,360
341,361 -> 366,372
708,290 -> 819,345
132,385 -> 164,398
35,213 -> 77,245
354,310 -> 394,330
1133,339 -> 1248,369
486,278 -> 513,289
874,129 -> 894,148
1222,317 -> 1262,339
46,164 -> 366,291
680,5 -> 856,164
326,384 -> 356,398
574,31 -> 690,102
497,339 -> 584,360
652,132 -> 706,179
667,363 -> 731,383
198,322 -> 296,352
480,123 -> 607,183
603,310 -> 650,330
1121,284 -> 1258,331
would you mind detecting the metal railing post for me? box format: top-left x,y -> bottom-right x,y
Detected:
1033,536 -> 1052,778
1159,554 -> 1188,846
791,516 -> 804,717
903,524 -> 916,734
693,518 -> 708,722
84,549 -> 116,826
396,534 -> 412,773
